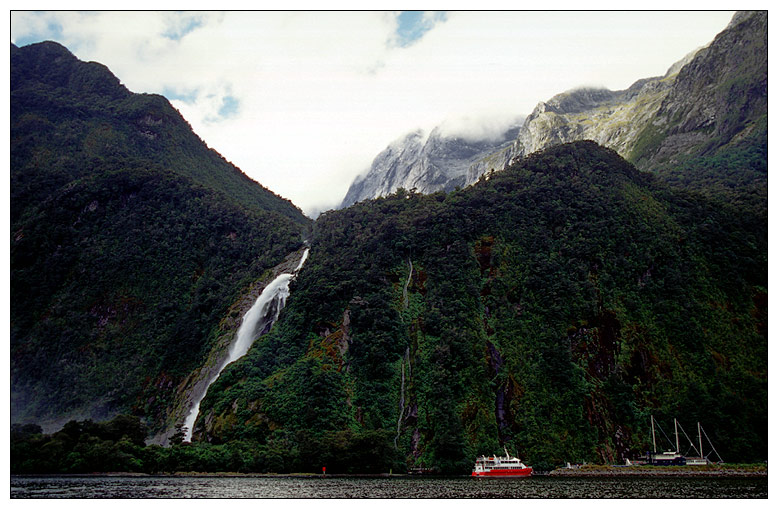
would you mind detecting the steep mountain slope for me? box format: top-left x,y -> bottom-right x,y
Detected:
630,10 -> 767,210
194,142 -> 766,472
11,42 -> 308,225
340,122 -> 521,208
507,81 -> 677,167
10,41 -> 311,432
637,11 -> 767,165
497,11 -> 766,210
346,12 -> 765,214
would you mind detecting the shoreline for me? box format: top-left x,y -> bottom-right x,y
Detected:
11,466 -> 767,479
547,465 -> 767,477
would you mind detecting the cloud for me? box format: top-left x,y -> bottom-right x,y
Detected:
10,11 -> 64,47
11,11 -> 735,216
161,12 -> 208,41
393,11 -> 447,48
436,113 -> 524,143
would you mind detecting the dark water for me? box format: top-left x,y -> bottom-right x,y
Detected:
10,475 -> 767,498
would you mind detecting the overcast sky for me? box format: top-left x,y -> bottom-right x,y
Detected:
11,10 -> 735,217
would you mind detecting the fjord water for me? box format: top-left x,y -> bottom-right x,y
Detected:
10,475 -> 767,498
183,249 -> 309,441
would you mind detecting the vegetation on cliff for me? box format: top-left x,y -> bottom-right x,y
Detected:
196,141 -> 765,473
12,416 -> 402,474
630,11 -> 767,213
10,42 -> 311,430
10,22 -> 766,476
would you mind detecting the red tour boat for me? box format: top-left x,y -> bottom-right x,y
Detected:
472,447 -> 533,477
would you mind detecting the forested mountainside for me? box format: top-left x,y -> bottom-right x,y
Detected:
194,141 -> 766,473
10,11 -> 766,476
10,41 -> 311,431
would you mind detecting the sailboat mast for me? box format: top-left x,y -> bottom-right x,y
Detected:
674,418 -> 680,453
698,422 -> 703,459
651,415 -> 656,452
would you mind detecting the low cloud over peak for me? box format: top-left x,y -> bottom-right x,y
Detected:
11,11 -> 734,216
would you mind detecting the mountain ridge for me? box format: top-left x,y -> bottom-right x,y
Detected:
10,40 -> 311,432
503,10 -> 766,198
343,11 -> 765,210
9,12 -> 766,474
195,140 -> 766,471
340,120 -> 522,208
11,41 -> 309,225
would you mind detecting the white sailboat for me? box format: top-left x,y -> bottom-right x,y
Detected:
648,415 -> 686,465
645,415 -> 723,466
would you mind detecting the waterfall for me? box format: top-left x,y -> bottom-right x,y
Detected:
182,248 -> 309,442
394,346 -> 410,449
402,258 -> 413,311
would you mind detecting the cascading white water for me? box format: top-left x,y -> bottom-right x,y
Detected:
182,249 -> 309,442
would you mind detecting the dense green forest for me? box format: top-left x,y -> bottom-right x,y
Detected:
11,415 -> 405,474
190,141 -> 765,473
10,41 -> 311,430
10,30 -> 766,476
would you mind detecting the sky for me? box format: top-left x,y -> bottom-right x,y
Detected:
10,9 -> 737,217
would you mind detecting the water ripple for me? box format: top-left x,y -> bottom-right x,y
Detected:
10,475 -> 767,499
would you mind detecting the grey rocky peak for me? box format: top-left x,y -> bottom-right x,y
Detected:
340,130 -> 426,208
342,11 -> 764,205
505,77 -> 675,165
340,120 -> 521,208
663,47 -> 703,78
726,10 -> 757,30
499,11 -> 765,173
644,10 -> 766,169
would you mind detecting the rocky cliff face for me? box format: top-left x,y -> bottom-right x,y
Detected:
495,11 -> 765,177
340,122 -> 521,208
491,47 -> 702,174
342,12 -> 764,205
633,10 -> 767,170
340,130 -> 426,208
507,80 -> 674,164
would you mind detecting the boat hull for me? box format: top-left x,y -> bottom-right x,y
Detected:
471,467 -> 533,477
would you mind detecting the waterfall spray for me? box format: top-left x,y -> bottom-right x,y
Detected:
182,248 -> 309,442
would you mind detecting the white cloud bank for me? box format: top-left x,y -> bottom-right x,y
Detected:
11,10 -> 734,216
